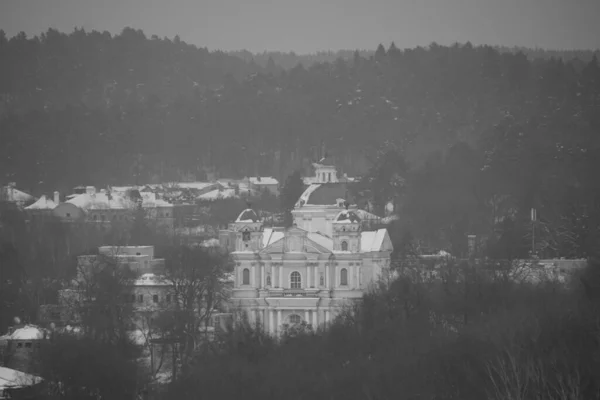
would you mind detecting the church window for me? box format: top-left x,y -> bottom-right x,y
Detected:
340,268 -> 348,286
242,231 -> 251,241
341,241 -> 348,251
242,268 -> 250,285
289,314 -> 302,325
290,271 -> 301,289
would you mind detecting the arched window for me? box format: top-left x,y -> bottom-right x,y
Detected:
320,275 -> 324,286
290,271 -> 301,289
242,268 -> 250,285
341,241 -> 348,251
266,276 -> 271,286
340,268 -> 348,286
289,314 -> 302,325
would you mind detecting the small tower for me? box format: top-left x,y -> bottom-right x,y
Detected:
332,209 -> 361,252
231,208 -> 263,251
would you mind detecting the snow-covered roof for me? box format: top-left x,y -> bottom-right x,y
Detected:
132,273 -> 169,286
1,186 -> 35,203
236,208 -> 261,223
262,228 -> 285,248
249,177 -> 279,185
67,192 -> 134,210
295,183 -> 354,207
360,229 -> 388,252
66,191 -> 172,210
197,188 -> 238,200
174,182 -> 215,190
307,232 -> 334,250
7,325 -> 46,340
24,195 -> 57,210
0,367 -> 43,390
333,210 -> 361,223
109,185 -> 139,193
296,184 -> 321,207
140,192 -> 173,208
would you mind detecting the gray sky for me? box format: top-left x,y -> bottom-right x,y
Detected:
1,0 -> 598,53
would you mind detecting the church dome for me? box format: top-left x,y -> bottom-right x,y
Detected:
236,208 -> 261,223
333,210 -> 361,224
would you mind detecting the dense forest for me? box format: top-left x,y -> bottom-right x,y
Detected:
1,27 -> 600,260
229,46 -> 600,70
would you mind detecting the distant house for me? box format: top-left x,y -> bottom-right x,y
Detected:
247,176 -> 279,196
52,186 -> 175,229
24,192 -> 59,222
0,183 -> 35,208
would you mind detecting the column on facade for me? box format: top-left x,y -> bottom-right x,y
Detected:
277,310 -> 282,334
350,266 -> 354,288
312,309 -> 317,327
269,309 -> 274,334
251,265 -> 255,287
313,266 -> 317,287
249,308 -> 255,325
307,266 -> 311,289
304,310 -> 310,323
325,310 -> 330,326
325,264 -> 330,288
261,265 -> 265,288
279,265 -> 284,288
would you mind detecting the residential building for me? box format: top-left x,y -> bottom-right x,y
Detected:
247,177 -> 279,196
0,183 -> 35,209
52,186 -> 175,229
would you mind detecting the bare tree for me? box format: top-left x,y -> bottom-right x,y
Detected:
154,244 -> 233,369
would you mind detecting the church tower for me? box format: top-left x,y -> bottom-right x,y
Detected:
231,208 -> 263,252
332,209 -> 361,252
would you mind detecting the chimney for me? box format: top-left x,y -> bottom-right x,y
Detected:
86,186 -> 96,196
54,191 -> 60,204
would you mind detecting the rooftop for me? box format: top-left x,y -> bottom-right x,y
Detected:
296,183 -> 355,207
24,195 -> 56,210
236,208 -> 261,223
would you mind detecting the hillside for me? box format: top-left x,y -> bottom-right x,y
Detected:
229,46 -> 600,70
2,30 -> 600,259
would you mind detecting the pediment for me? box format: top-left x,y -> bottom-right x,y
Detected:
260,234 -> 331,255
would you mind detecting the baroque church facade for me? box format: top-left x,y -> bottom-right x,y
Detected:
219,161 -> 393,335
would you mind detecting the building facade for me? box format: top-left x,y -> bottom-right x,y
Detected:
220,162 -> 393,335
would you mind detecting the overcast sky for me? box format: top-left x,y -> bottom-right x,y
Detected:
1,0 -> 598,53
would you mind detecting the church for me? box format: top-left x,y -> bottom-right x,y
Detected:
218,160 -> 393,335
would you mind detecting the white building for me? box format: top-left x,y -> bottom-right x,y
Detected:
219,162 -> 393,336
